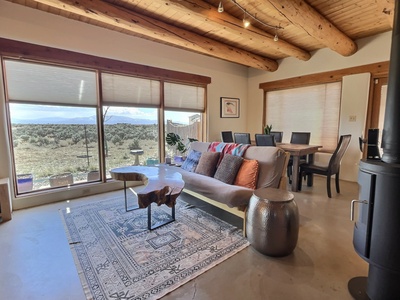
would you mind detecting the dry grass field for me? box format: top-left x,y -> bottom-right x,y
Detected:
11,123 -> 162,190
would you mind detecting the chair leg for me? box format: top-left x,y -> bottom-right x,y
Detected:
327,175 -> 332,198
287,166 -> 292,184
335,173 -> 340,193
298,170 -> 302,191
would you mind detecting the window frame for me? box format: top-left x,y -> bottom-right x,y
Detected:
264,82 -> 342,152
0,38 -> 211,197
259,62 -> 390,153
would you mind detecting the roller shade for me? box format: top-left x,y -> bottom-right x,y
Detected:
164,82 -> 205,112
266,82 -> 341,152
101,73 -> 160,107
4,60 -> 97,106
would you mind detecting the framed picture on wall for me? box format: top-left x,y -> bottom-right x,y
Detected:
220,97 -> 240,118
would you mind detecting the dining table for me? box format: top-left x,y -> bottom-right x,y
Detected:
277,143 -> 323,192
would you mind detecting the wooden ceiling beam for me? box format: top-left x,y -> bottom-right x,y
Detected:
29,0 -> 278,71
157,0 -> 311,61
267,0 -> 358,56
375,0 -> 395,28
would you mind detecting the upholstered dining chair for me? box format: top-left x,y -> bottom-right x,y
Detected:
287,132 -> 311,183
255,134 -> 276,146
234,132 -> 251,144
270,131 -> 283,143
221,131 -> 234,143
298,134 -> 351,198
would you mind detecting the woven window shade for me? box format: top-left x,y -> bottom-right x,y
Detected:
164,82 -> 205,112
266,82 -> 341,152
4,60 -> 97,106
102,73 -> 160,107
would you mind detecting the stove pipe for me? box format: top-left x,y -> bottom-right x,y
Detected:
382,2 -> 400,163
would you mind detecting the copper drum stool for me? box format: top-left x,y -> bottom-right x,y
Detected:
246,187 -> 299,256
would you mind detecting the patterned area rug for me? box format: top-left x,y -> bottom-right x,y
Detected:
60,197 -> 249,300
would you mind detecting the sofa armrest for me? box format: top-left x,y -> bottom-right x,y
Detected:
278,151 -> 291,190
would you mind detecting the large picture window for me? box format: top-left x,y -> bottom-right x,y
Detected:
164,82 -> 205,158
4,60 -> 99,193
265,82 -> 341,152
2,54 -> 208,196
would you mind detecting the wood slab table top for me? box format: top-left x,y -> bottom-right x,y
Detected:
110,165 -> 184,209
277,143 -> 322,155
276,143 -> 322,192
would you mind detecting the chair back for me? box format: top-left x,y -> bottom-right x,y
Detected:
328,134 -> 352,174
234,132 -> 251,144
290,132 -> 311,144
221,131 -> 234,143
255,134 -> 276,146
270,131 -> 283,143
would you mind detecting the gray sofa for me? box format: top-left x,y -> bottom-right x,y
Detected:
169,142 -> 289,214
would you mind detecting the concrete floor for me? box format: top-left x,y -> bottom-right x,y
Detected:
0,177 -> 367,300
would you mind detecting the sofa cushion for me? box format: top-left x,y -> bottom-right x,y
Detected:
178,167 -> 254,208
181,149 -> 202,172
214,154 -> 243,184
195,152 -> 220,177
234,159 -> 259,189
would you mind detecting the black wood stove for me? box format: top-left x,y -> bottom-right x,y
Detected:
349,2 -> 400,300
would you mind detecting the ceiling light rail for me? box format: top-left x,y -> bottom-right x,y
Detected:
217,0 -> 283,41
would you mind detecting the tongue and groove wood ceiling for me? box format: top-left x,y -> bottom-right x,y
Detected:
7,0 -> 395,71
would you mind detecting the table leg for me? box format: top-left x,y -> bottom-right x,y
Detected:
147,204 -> 176,230
306,154 -> 315,187
124,180 -> 139,212
147,189 -> 176,230
291,156 -> 300,192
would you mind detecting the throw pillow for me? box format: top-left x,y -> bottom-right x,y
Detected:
181,149 -> 202,172
234,159 -> 259,189
195,152 -> 220,177
214,154 -> 243,184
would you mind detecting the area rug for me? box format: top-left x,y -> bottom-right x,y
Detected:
60,197 -> 249,300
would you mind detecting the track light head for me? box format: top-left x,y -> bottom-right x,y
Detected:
218,1 -> 224,13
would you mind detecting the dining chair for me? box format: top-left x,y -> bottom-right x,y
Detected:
255,134 -> 276,146
287,132 -> 311,183
290,132 -> 311,144
298,134 -> 351,198
221,131 -> 234,143
270,131 -> 283,143
234,132 -> 251,144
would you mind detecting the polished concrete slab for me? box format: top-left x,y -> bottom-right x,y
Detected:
0,177 -> 367,300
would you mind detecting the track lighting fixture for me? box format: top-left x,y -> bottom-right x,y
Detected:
274,31 -> 279,42
243,11 -> 250,28
218,1 -> 224,13
219,0 -> 283,34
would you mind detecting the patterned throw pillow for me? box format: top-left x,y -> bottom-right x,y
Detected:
214,154 -> 244,184
234,159 -> 259,189
181,149 -> 202,172
195,152 -> 221,177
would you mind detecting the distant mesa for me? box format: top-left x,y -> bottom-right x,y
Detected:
12,115 -> 157,125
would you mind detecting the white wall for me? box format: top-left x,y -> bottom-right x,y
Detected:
247,31 -> 392,182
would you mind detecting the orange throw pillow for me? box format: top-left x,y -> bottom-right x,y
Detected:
234,159 -> 259,189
